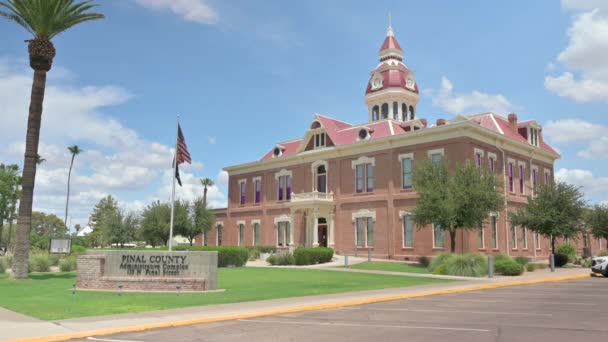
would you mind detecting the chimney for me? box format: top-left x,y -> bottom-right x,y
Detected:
508,113 -> 518,133
436,118 -> 446,126
420,118 -> 427,127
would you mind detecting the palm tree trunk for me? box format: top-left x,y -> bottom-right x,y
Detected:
203,186 -> 208,208
65,154 -> 75,225
7,215 -> 14,253
12,69 -> 47,279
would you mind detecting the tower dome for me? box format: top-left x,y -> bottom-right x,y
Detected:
365,24 -> 420,123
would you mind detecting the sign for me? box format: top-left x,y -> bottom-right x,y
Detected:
99,251 -> 217,279
50,238 -> 72,254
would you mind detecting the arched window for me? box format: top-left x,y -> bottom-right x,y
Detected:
392,102 -> 398,120
402,103 -> 407,121
372,105 -> 379,121
381,103 -> 389,119
409,105 -> 415,120
316,165 -> 327,193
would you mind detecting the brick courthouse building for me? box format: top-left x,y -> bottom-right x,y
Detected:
198,26 -> 606,260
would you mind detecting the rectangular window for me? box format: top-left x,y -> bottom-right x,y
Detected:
278,176 -> 284,201
508,163 -> 514,192
521,227 -> 528,249
239,182 -> 246,205
239,224 -> 245,246
433,224 -> 445,248
254,179 -> 261,204
519,165 -> 524,194
431,153 -> 442,164
314,133 -> 326,148
286,175 -> 291,200
402,158 -> 412,189
403,216 -> 414,248
277,222 -> 285,247
278,175 -> 291,201
217,225 -> 222,246
535,232 -> 541,249
254,223 -> 260,246
511,224 -> 517,249
356,218 -> 365,247
475,152 -> 482,168
366,218 -> 374,247
285,222 -> 291,246
532,169 -> 538,195
478,223 -> 484,249
355,163 -> 374,193
489,157 -> 495,173
491,216 -> 498,249
544,171 -> 550,185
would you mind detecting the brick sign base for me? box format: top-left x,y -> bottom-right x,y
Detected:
77,251 -> 218,292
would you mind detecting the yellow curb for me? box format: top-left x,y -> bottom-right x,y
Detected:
10,273 -> 592,342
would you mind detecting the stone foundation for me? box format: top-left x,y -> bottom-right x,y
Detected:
77,251 -> 218,292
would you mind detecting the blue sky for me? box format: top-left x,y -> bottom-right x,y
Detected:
1,0 -> 607,228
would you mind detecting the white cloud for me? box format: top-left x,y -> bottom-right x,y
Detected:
431,76 -> 514,115
156,169 -> 226,208
134,0 -> 218,24
544,119 -> 605,143
556,168 -> 608,201
562,0 -> 608,12
217,170 -> 228,186
578,137 -> 608,159
545,8 -> 608,101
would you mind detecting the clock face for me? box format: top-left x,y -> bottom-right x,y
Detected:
405,77 -> 416,90
371,77 -> 383,90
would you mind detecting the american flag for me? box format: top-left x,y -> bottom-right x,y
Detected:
174,124 -> 191,186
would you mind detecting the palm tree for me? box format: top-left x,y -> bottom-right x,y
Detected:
64,145 -> 82,225
200,178 -> 214,207
1,0 -> 104,279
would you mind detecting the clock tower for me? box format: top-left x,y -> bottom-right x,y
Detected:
365,24 -> 420,123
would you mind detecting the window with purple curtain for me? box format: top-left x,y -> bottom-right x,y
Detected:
532,169 -> 538,193
286,176 -> 291,200
240,182 -> 246,205
519,165 -> 524,193
489,158 -> 495,173
508,163 -> 514,192
356,165 -> 364,193
278,176 -> 285,201
255,179 -> 261,204
475,153 -> 481,168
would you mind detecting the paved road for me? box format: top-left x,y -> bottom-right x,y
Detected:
72,277 -> 607,342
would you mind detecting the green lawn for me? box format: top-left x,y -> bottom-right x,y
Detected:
349,261 -> 431,274
0,268 -> 448,320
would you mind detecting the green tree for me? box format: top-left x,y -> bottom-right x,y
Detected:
140,201 -> 170,247
200,178 -> 214,207
89,195 -> 118,247
510,182 -> 586,254
64,145 -> 82,225
412,159 -> 504,253
31,211 -> 67,236
586,204 -> 608,242
186,198 -> 215,246
104,211 -> 138,248
0,164 -> 20,244
1,0 -> 104,279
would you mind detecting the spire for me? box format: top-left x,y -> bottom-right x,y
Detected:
379,16 -> 403,61
387,12 -> 394,37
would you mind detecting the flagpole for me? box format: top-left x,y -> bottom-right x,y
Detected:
169,115 -> 179,251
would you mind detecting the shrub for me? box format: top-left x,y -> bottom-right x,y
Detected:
443,253 -> 488,277
247,247 -> 261,261
49,254 -> 60,266
266,253 -> 295,265
59,257 -> 77,272
174,246 -> 249,267
418,256 -> 430,268
493,253 -> 511,265
532,263 -> 548,270
293,247 -> 334,265
29,254 -> 51,272
0,260 -> 5,274
0,256 -> 12,271
582,258 -> 592,268
71,245 -> 87,255
555,243 -> 577,262
514,256 -> 530,266
500,260 -> 524,276
432,264 -> 446,275
428,253 -> 455,273
526,263 -> 536,272
553,253 -> 569,267
258,246 -> 277,254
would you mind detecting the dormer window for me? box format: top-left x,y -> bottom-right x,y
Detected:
370,75 -> 384,90
529,127 -> 540,147
314,133 -> 326,148
358,127 -> 372,141
273,147 -> 283,157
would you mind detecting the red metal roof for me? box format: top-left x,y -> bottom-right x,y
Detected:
365,69 -> 419,95
380,35 -> 402,51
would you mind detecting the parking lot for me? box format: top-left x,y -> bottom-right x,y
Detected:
76,277 -> 607,342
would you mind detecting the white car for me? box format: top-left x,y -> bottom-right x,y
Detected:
591,256 -> 608,277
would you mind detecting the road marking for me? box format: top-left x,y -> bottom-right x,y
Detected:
87,338 -> 143,342
343,307 -> 552,317
238,319 -> 490,332
409,298 -> 595,306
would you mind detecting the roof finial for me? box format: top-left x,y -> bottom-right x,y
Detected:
387,11 -> 394,37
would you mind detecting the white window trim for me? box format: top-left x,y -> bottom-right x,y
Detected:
517,162 -> 526,194
511,224 -> 518,249
398,153 -> 414,162
236,220 -> 246,246
427,148 -> 445,158
399,153 -> 414,189
400,212 -> 414,248
354,216 -> 374,248
311,160 -> 329,192
535,232 -> 542,250
474,148 -> 485,157
522,227 -> 528,249
275,219 -> 291,247
432,223 -> 445,249
314,132 -> 327,149
238,179 -> 247,204
351,209 -> 376,222
491,216 -> 499,249
251,220 -> 261,245
351,156 -> 375,169
479,224 -> 485,249
252,177 -> 262,203
274,169 -> 293,180
216,222 -> 224,246
274,214 -> 293,226
487,152 -> 497,160
544,169 -> 551,183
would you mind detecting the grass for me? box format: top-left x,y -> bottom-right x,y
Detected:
0,268 -> 448,320
349,261 -> 431,274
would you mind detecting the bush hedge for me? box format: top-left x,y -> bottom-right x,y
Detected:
246,246 -> 278,260
266,253 -> 295,265
293,247 -> 334,265
554,253 -> 569,267
443,253 -> 488,277
0,256 -> 11,271
0,260 -> 5,274
71,245 -> 87,255
428,253 -> 454,274
555,243 -> 576,263
526,263 -> 536,272
59,257 -> 77,272
29,254 -> 51,272
418,256 -> 430,268
174,246 -> 249,267
499,260 -> 524,276
514,256 -> 530,266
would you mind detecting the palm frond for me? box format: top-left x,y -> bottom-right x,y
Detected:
0,0 -> 104,39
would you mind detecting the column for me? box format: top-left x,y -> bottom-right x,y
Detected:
328,210 -> 335,248
313,208 -> 319,247
305,211 -> 311,247
289,210 -> 295,246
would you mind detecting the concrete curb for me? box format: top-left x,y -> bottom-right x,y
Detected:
9,273 -> 592,342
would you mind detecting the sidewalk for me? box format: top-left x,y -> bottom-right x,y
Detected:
0,267 -> 591,342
